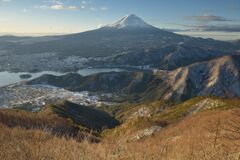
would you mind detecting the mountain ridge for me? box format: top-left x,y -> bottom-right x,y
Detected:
27,54 -> 240,102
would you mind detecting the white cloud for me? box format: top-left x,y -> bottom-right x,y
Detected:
81,1 -> 87,4
34,5 -> 49,10
35,4 -> 78,11
68,6 -> 78,10
89,6 -> 108,12
186,14 -> 231,24
51,4 -> 65,10
90,7 -> 97,11
100,6 -> 108,11
1,0 -> 12,2
22,9 -> 28,13
35,0 -> 107,12
50,4 -> 78,10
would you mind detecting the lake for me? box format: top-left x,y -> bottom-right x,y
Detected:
0,68 -> 124,87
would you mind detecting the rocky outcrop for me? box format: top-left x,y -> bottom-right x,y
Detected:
130,126 -> 162,141
187,98 -> 226,115
130,107 -> 151,119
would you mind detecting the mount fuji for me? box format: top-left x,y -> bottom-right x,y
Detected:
103,14 -> 155,29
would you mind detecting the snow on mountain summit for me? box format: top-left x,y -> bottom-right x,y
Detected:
105,14 -> 154,29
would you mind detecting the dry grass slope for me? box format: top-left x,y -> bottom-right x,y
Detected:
0,97 -> 240,160
0,109 -> 240,160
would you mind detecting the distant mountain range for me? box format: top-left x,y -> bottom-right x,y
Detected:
92,44 -> 229,70
0,14 -> 239,71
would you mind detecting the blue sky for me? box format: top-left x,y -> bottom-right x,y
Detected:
0,0 -> 239,40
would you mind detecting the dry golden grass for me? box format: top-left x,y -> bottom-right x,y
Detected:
0,109 -> 98,142
141,109 -> 240,160
0,124 -> 99,160
0,108 -> 239,160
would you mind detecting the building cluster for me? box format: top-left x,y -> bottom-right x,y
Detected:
0,83 -> 110,112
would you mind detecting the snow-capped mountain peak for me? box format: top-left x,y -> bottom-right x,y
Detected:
105,14 -> 154,29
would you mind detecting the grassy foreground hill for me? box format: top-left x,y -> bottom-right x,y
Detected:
0,97 -> 239,160
0,101 -> 119,142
